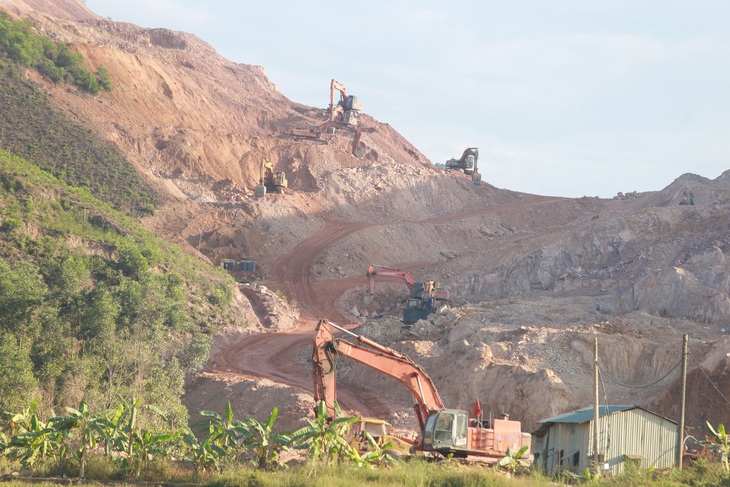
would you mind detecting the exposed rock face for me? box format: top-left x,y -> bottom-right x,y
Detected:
3,0 -> 730,435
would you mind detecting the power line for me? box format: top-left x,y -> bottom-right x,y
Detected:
597,358 -> 682,390
688,350 -> 730,407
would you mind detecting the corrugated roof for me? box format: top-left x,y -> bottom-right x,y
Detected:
539,405 -> 636,424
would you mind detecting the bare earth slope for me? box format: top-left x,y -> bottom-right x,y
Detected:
4,0 -> 730,436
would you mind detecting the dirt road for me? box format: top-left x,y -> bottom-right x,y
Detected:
213,196 -> 562,418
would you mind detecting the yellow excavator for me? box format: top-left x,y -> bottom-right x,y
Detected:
256,158 -> 287,196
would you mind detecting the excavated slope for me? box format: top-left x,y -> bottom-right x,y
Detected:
3,0 -> 730,435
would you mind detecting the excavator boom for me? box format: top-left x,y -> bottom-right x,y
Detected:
313,319 -> 444,431
366,264 -> 417,293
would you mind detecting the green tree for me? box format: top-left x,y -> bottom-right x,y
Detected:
181,331 -> 211,374
96,65 -> 112,91
79,287 -> 119,345
0,260 -> 48,348
0,332 -> 40,412
117,245 -> 148,279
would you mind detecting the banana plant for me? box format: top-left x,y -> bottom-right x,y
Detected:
5,413 -> 60,468
240,407 -> 292,470
357,432 -> 397,467
49,401 -> 113,479
182,426 -> 227,476
706,421 -> 729,471
497,445 -> 530,474
191,400 -> 246,458
125,427 -> 179,478
108,398 -> 173,478
291,401 -> 359,464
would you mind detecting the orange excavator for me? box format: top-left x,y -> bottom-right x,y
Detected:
312,319 -> 532,462
366,264 -> 449,323
291,79 -> 365,157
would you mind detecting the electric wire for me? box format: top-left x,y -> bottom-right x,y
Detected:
688,350 -> 730,407
597,357 -> 682,389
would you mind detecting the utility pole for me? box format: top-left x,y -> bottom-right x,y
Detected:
593,336 -> 600,474
677,334 -> 688,469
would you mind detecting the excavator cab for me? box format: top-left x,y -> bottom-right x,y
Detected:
422,409 -> 469,452
463,154 -> 475,175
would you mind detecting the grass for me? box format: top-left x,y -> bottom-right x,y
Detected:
2,458 -> 729,487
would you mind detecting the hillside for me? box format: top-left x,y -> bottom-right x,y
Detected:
1,0 -> 730,443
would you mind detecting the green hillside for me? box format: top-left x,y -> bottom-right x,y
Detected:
0,10 -> 156,215
0,150 -> 239,425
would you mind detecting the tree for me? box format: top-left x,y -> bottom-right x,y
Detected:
79,287 -> 119,345
117,245 -> 148,280
95,65 -> 112,91
0,260 -> 48,348
0,332 -> 40,412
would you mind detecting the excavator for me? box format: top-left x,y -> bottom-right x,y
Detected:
445,147 -> 481,185
291,79 -> 365,157
256,158 -> 287,195
312,319 -> 532,462
366,264 -> 449,323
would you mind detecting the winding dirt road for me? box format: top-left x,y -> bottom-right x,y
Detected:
213,196 -> 561,417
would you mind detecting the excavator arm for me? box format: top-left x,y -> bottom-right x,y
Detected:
366,264 -> 417,294
313,319 -> 444,432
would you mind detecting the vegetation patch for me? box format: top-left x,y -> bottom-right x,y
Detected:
0,10 -> 111,93
0,11 -> 157,215
0,150 -> 239,426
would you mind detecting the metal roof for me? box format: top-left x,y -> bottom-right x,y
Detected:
539,405 -> 636,424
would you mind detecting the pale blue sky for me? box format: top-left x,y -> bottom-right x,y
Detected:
85,1 -> 730,198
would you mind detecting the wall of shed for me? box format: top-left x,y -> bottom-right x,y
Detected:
537,409 -> 678,475
596,409 -> 678,474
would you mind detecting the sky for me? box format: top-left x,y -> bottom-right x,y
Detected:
85,0 -> 730,198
